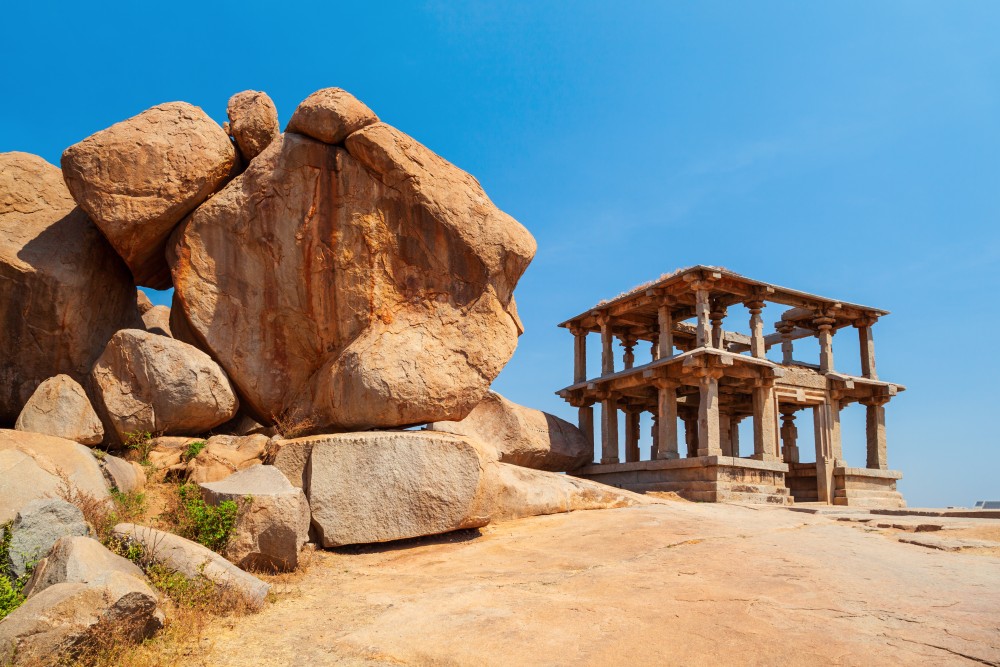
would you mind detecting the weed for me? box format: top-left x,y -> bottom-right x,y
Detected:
166,485 -> 242,553
0,521 -> 31,621
124,431 -> 155,464
180,440 -> 207,462
270,408 -> 318,439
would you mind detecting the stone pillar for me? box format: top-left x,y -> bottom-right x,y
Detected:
776,320 -> 795,365
751,379 -> 780,461
572,327 -> 587,384
578,404 -> 594,460
625,407 -> 641,463
597,313 -> 615,376
864,399 -> 888,470
655,380 -> 679,460
650,340 -> 659,362
622,334 -> 637,370
683,413 -> 698,458
780,408 -> 799,464
696,373 -> 722,457
719,414 -> 734,457
710,303 -> 727,350
657,301 -> 674,359
650,410 -> 660,459
814,315 -> 836,373
856,319 -> 878,380
695,287 -> 711,348
600,393 -> 619,464
746,301 -> 766,359
730,416 -> 743,457
813,399 -> 844,463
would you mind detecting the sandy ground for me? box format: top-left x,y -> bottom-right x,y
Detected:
198,502 -> 1000,666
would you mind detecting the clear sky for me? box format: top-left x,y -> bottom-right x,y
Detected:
3,2 -> 998,507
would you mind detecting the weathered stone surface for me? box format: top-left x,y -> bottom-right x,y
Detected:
8,499 -> 91,578
22,535 -> 146,598
0,578 -> 162,664
0,430 -> 110,524
136,290 -> 154,315
170,115 -> 535,431
0,152 -> 138,425
182,434 -> 268,484
429,391 -> 591,472
145,436 -> 201,469
142,304 -> 172,337
14,375 -> 104,446
307,432 -> 490,547
90,329 -> 239,444
473,461 -> 647,523
112,523 -> 270,605
199,466 -> 310,572
61,102 -> 237,288
100,454 -> 145,494
285,87 -> 377,145
226,90 -> 280,161
265,436 -> 314,489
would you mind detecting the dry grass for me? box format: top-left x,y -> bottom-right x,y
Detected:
269,408 -> 319,440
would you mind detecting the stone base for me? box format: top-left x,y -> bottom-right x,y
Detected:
832,467 -> 905,508
572,457 -> 792,505
785,462 -> 819,503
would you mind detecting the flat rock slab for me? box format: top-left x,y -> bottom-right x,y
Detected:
307,431 -> 490,547
897,534 -> 998,551
872,508 -> 1000,520
112,523 -> 270,606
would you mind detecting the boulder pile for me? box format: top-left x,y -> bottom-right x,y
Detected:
0,86 -> 645,661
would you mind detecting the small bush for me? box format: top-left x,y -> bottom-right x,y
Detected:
181,440 -> 207,462
124,430 -> 155,464
0,521 -> 29,621
171,485 -> 241,553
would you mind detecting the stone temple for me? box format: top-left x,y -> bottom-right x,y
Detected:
556,266 -> 906,507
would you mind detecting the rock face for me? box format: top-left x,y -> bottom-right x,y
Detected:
199,465 -> 310,572
429,392 -> 592,472
170,110 -> 535,431
285,87 -> 378,145
8,499 -> 91,578
61,102 -> 237,289
306,432 -> 490,547
99,454 -> 146,494
179,434 -> 268,484
0,576 -> 162,664
226,90 -> 280,161
90,329 -> 239,444
23,535 -> 148,598
14,375 -> 104,446
141,304 -> 173,337
0,152 -> 139,425
113,523 -> 270,606
0,430 -> 110,524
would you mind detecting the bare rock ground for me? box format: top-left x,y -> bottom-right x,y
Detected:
195,502 -> 1000,666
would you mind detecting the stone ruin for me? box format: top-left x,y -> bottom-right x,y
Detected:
557,265 -> 906,507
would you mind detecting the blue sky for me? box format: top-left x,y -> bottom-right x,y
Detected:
3,2 -> 997,506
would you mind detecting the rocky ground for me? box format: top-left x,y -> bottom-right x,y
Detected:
188,502 -> 1000,666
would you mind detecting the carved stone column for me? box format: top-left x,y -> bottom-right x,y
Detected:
719,413 -> 733,457
654,379 -> 679,460
710,302 -> 727,350
780,408 -> 799,464
657,299 -> 674,360
751,378 -> 780,461
776,320 -> 795,365
624,406 -> 641,463
813,313 -> 836,373
571,325 -> 588,383
696,371 -> 723,457
855,316 -> 878,380
621,333 -> 637,370
682,412 -> 698,458
730,416 -> 743,457
599,391 -> 619,464
694,285 -> 711,348
863,398 -> 888,470
650,410 -> 660,459
746,300 -> 766,359
578,403 -> 594,460
597,311 -> 614,376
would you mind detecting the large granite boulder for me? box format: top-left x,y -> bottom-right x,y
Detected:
429,391 -> 592,472
0,430 -> 110,524
169,98 -> 535,432
22,535 -> 149,599
7,499 -> 91,578
285,87 -> 378,145
199,465 -> 310,572
61,102 -> 237,289
0,152 -> 139,425
306,432 -> 489,547
225,90 -> 280,162
112,523 -> 270,606
0,580 -> 162,665
14,375 -> 104,446
89,329 -> 239,444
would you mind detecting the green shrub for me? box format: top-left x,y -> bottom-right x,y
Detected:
181,440 -> 207,462
0,521 -> 30,621
124,430 -> 154,464
175,485 -> 241,553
